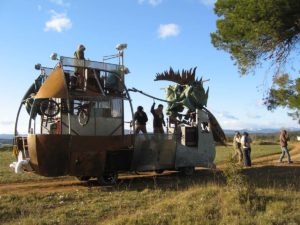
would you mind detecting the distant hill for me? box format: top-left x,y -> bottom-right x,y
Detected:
0,134 -> 14,139
223,128 -> 300,135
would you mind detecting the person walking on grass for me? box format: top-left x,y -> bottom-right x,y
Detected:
279,129 -> 293,164
233,131 -> 243,163
241,132 -> 252,167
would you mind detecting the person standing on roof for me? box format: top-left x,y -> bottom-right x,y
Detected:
134,106 -> 148,134
151,102 -> 166,134
279,129 -> 292,163
74,44 -> 86,89
74,44 -> 86,60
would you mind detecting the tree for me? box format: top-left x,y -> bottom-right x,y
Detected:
211,0 -> 300,122
265,75 -> 300,123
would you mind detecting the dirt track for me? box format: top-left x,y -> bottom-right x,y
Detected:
252,142 -> 300,165
1,143 -> 300,195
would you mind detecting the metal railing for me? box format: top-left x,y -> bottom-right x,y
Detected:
60,57 -> 124,72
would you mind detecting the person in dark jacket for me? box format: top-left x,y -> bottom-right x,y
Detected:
279,129 -> 292,163
134,106 -> 148,134
151,103 -> 166,134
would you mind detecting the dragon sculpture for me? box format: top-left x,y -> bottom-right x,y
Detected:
154,67 -> 226,145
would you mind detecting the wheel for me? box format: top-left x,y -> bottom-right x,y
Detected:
76,176 -> 91,181
180,167 -> 195,176
40,99 -> 60,117
155,169 -> 164,174
208,163 -> 216,170
97,172 -> 118,185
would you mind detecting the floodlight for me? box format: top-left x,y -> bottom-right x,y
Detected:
34,63 -> 41,70
122,67 -> 130,74
116,43 -> 127,51
50,53 -> 58,60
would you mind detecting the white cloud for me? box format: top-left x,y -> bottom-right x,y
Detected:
199,0 -> 216,7
256,99 -> 265,107
49,0 -> 70,7
44,10 -> 72,32
149,0 -> 162,6
158,23 -> 180,39
0,121 -> 14,126
246,112 -> 262,119
138,0 -> 163,7
215,110 -> 297,130
218,111 -> 238,120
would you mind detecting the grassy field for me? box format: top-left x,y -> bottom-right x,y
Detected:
214,143 -> 284,164
1,144 -> 300,225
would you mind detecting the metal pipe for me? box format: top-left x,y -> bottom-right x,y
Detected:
128,87 -> 172,103
28,99 -> 36,134
123,86 -> 135,136
93,69 -> 105,95
14,101 -> 24,137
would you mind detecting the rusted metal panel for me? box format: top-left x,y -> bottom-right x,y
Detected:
69,135 -> 133,152
105,149 -> 133,172
27,134 -> 134,177
28,134 -> 70,176
131,134 -> 176,171
27,135 -> 38,171
69,151 -> 106,177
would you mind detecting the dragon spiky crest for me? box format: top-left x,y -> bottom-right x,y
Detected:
154,67 -> 201,85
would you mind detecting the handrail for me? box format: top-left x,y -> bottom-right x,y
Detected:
60,56 -> 124,73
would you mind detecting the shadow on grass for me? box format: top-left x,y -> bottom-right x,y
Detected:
79,163 -> 300,192
241,165 -> 300,189
80,169 -> 226,191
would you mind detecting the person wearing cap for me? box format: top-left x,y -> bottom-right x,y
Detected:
134,106 -> 148,134
241,132 -> 252,167
151,102 -> 166,134
232,131 -> 243,163
279,129 -> 292,163
74,44 -> 86,89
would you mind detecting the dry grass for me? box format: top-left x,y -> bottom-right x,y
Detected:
1,182 -> 300,225
1,144 -> 300,225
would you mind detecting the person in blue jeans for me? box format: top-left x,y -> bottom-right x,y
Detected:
241,132 -> 252,167
279,129 -> 292,163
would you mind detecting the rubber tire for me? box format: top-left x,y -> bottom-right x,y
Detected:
76,176 -> 91,181
40,99 -> 60,117
155,169 -> 164,174
97,172 -> 118,186
180,167 -> 195,176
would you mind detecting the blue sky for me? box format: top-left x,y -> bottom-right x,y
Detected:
0,0 -> 298,134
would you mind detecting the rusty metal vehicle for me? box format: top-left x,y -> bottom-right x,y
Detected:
11,44 -> 225,184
